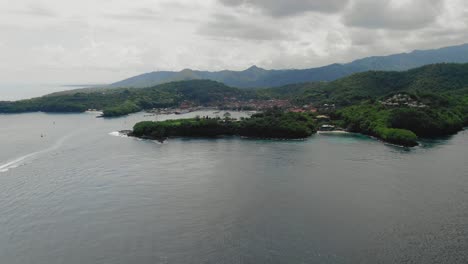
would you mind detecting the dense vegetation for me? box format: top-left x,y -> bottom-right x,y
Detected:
132,110 -> 317,140
335,97 -> 466,147
268,64 -> 468,146
238,110 -> 316,139
268,63 -> 468,107
1,63 -> 467,146
0,80 -> 256,117
102,100 -> 142,117
336,104 -> 419,147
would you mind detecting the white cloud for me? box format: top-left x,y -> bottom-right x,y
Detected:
342,0 -> 444,30
198,14 -> 290,41
218,0 -> 350,16
0,0 -> 466,84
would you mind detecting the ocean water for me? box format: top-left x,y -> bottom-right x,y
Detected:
0,111 -> 467,263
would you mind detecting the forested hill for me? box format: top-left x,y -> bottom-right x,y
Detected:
295,63 -> 468,146
1,63 -> 467,146
110,43 -> 468,89
269,63 -> 468,107
0,80 -> 254,116
0,63 -> 467,121
123,63 -> 468,147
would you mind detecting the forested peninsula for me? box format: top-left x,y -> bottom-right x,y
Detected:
131,110 -> 317,141
1,63 -> 467,147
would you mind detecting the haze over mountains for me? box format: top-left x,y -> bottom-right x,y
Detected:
110,43 -> 468,89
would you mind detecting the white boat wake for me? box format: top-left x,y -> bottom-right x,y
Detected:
109,131 -> 164,144
109,131 -> 128,138
0,132 -> 77,173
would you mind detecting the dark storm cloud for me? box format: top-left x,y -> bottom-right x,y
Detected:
218,0 -> 350,16
198,14 -> 287,40
343,0 -> 444,30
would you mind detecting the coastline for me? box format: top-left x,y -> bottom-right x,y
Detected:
120,130 -> 309,143
123,128 -> 422,148
317,130 -> 349,135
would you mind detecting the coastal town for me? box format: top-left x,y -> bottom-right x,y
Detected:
379,94 -> 428,108
147,98 -> 320,115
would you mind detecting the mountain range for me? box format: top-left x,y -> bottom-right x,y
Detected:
110,43 -> 468,89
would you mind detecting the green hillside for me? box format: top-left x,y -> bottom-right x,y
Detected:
1,63 -> 467,146
0,80 -> 255,117
278,63 -> 468,107
257,63 -> 468,146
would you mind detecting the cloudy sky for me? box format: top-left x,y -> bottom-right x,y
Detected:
0,0 -> 467,84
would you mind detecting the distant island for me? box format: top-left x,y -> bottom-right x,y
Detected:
0,63 -> 467,147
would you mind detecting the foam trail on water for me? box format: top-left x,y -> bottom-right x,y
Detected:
0,153 -> 37,172
0,132 -> 77,173
109,131 -> 128,138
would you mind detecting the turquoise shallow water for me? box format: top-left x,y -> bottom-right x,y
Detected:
0,112 -> 467,263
